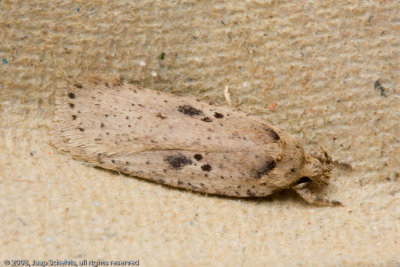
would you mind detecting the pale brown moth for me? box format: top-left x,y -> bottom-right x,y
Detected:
51,76 -> 344,206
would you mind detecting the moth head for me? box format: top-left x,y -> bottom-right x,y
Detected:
303,147 -> 333,185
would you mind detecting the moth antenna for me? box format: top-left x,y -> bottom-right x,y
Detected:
292,182 -> 343,206
333,160 -> 353,170
318,146 -> 352,169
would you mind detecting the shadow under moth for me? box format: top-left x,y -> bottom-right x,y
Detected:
51,75 -> 345,206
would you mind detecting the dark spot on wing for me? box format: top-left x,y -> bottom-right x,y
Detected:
165,154 -> 193,170
214,112 -> 224,118
72,115 -> 77,120
69,103 -> 75,108
253,160 -> 276,178
201,117 -> 212,122
74,83 -> 83,88
79,127 -> 84,132
201,164 -> 212,171
178,105 -> 203,116
68,92 -> 76,99
100,123 -> 105,128
290,168 -> 296,173
97,153 -> 105,164
156,112 -> 167,119
265,128 -> 280,141
194,154 -> 203,161
247,190 -> 256,197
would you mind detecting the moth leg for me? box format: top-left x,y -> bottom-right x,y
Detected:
292,182 -> 343,206
223,86 -> 232,106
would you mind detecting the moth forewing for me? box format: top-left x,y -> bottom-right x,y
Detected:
52,76 -> 342,206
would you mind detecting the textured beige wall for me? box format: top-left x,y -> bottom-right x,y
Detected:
1,0 -> 399,266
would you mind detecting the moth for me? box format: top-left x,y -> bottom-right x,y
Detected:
51,76 -> 345,206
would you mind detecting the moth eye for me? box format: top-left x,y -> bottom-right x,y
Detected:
296,177 -> 311,184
